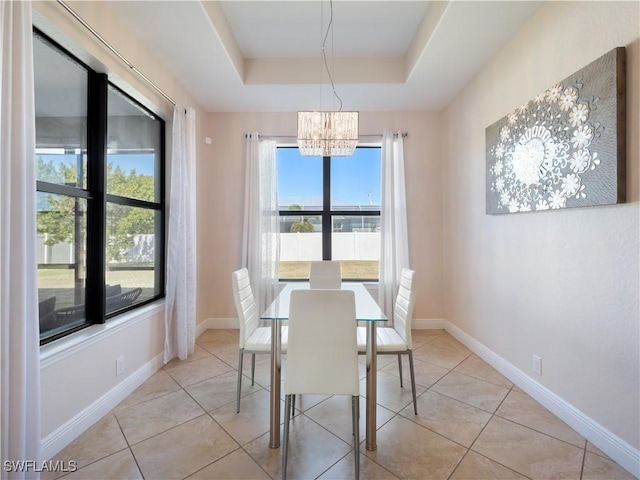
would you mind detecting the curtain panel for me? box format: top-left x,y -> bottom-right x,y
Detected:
378,131 -> 410,322
241,134 -> 279,316
163,106 -> 197,363
1,1 -> 43,476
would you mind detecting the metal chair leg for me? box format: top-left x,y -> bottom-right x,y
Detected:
283,395 -> 292,480
397,353 -> 404,388
236,348 -> 244,413
352,396 -> 360,480
291,395 -> 296,417
408,350 -> 418,415
251,353 -> 256,386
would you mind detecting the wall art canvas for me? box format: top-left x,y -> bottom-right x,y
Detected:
486,47 -> 626,214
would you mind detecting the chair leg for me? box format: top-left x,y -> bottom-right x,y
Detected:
291,395 -> 296,417
408,350 -> 418,415
283,395 -> 292,480
251,353 -> 256,386
397,353 -> 404,388
352,396 -> 360,480
236,348 -> 244,413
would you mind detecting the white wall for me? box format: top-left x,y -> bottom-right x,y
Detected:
32,1 -> 208,457
442,0 -> 639,455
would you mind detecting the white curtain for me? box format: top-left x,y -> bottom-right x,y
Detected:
163,106 -> 196,363
378,131 -> 409,322
241,134 -> 279,315
1,1 -> 42,476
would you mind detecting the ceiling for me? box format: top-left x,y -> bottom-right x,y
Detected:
105,1 -> 543,113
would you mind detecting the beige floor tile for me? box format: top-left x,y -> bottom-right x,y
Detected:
428,333 -> 472,356
164,344 -> 213,368
186,448 -> 271,479
164,354 -> 234,387
115,369 -> 181,411
586,441 -> 609,458
381,356 -> 449,389
244,414 -> 353,480
115,389 -> 205,445
399,390 -> 492,447
454,354 -> 513,388
186,369 -> 264,412
196,328 -> 238,346
410,329 -> 445,349
431,371 -> 509,413
318,451 -> 400,480
208,343 -> 243,369
472,416 -> 584,479
61,448 -> 142,480
131,414 -> 239,479
210,389 -> 282,446
581,451 -> 637,480
304,395 -> 395,444
413,343 -> 471,369
496,390 -> 585,447
41,412 -> 128,477
364,415 -> 467,479
360,369 -> 427,413
450,451 -> 529,479
286,391 -> 332,412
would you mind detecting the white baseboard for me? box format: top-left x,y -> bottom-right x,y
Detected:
413,318 -> 446,329
40,352 -> 164,460
445,321 -> 640,478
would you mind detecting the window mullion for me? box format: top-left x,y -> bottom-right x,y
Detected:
322,155 -> 331,260
85,71 -> 108,323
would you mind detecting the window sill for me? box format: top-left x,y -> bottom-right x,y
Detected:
40,300 -> 165,369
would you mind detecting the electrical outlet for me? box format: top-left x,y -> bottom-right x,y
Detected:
116,356 -> 125,377
532,354 -> 542,375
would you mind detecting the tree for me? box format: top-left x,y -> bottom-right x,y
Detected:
36,156 -> 156,263
290,219 -> 314,233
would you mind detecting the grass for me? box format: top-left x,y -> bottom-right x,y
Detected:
280,260 -> 378,280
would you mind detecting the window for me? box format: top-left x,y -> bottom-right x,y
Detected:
277,146 -> 381,281
34,30 -> 165,344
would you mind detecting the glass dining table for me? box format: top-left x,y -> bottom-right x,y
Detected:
260,282 -> 387,451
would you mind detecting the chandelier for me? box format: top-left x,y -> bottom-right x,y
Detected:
297,1 -> 358,156
297,111 -> 358,156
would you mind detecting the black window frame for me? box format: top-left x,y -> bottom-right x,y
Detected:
35,29 -> 166,345
277,146 -> 381,282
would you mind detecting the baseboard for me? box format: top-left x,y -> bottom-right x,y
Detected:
40,352 -> 164,460
445,321 -> 640,478
413,318 -> 446,329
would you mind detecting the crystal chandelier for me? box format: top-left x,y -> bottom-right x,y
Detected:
297,111 -> 358,156
297,1 -> 358,156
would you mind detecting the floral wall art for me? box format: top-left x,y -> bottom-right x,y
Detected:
486,47 -> 626,214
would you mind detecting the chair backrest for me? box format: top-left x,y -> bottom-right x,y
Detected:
285,289 -> 358,396
309,261 -> 341,289
106,287 -> 142,312
232,268 -> 259,347
394,268 -> 416,348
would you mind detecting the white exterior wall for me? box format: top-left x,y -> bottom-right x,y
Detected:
280,232 -> 380,261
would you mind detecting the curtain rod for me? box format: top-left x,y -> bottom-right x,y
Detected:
57,0 -> 176,107
246,133 -> 409,139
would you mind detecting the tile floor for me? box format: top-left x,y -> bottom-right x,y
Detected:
45,329 -> 635,480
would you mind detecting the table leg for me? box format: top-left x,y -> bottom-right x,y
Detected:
269,321 -> 281,449
365,321 -> 377,451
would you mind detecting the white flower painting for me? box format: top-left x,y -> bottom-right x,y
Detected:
485,48 -> 625,214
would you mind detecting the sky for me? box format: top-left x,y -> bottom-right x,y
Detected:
277,146 -> 381,208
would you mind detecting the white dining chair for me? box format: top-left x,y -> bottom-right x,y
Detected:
283,289 -> 360,480
357,268 -> 418,414
232,268 -> 287,413
309,260 -> 342,289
